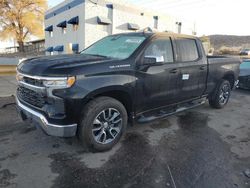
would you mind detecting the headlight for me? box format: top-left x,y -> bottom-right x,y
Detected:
16,73 -> 24,82
43,76 -> 76,88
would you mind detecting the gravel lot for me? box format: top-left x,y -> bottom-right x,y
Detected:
0,89 -> 250,188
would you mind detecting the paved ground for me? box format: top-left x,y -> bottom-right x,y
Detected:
0,89 -> 250,188
0,75 -> 16,97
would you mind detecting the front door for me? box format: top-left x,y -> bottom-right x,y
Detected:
135,37 -> 182,113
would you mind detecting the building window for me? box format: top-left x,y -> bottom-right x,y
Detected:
57,21 -> 67,34
73,24 -> 78,31
68,16 -> 79,32
72,44 -> 79,53
62,28 -> 66,34
45,25 -> 53,37
46,47 -> 54,55
49,31 -> 53,37
54,45 -> 64,54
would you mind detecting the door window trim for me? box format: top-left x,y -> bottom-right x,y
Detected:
175,37 -> 201,63
143,37 -> 176,64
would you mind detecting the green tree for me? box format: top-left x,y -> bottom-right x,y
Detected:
0,0 -> 47,52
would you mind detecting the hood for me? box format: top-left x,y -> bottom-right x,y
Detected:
17,54 -> 115,76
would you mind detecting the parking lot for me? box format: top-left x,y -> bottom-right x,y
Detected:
0,83 -> 250,187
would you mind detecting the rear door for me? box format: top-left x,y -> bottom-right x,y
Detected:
174,37 -> 207,100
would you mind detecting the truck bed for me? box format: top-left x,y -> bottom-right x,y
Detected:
207,55 -> 241,65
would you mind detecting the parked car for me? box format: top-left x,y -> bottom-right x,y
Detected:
240,49 -> 250,56
238,59 -> 250,89
16,31 -> 241,151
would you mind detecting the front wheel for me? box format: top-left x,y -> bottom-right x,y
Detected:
78,96 -> 128,152
209,79 -> 231,109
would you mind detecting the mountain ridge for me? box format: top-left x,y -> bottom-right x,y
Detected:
208,35 -> 250,50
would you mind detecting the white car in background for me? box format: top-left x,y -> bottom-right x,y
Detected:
240,49 -> 250,56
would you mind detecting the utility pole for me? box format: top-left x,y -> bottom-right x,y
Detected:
192,22 -> 197,35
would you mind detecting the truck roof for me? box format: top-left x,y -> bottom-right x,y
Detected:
152,32 -> 197,39
111,31 -> 197,39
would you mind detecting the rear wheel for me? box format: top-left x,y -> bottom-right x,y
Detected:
78,96 -> 127,151
209,79 -> 231,109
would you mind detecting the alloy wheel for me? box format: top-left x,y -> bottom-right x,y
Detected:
92,108 -> 122,144
219,84 -> 230,105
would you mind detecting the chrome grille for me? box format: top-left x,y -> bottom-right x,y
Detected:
17,86 -> 46,108
23,76 -> 44,87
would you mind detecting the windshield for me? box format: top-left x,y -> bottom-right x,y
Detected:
240,60 -> 250,69
81,35 -> 146,59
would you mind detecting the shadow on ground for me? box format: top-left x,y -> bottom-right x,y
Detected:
0,92 -> 249,188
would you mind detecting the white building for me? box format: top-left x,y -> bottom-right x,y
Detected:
45,0 -> 195,55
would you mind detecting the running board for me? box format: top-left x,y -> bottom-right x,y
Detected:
137,98 -> 206,123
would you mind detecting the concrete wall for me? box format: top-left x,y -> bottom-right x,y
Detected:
0,57 -> 19,65
45,0 -> 85,55
45,0 -> 195,55
84,0 -> 179,47
84,1 -> 110,47
0,57 -> 20,74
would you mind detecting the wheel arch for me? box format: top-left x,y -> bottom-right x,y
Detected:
222,72 -> 235,89
83,86 -> 134,119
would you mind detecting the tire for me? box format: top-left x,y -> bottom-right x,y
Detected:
78,96 -> 128,152
209,79 -> 231,109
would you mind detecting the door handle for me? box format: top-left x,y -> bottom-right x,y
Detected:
200,66 -> 206,70
170,68 -> 178,73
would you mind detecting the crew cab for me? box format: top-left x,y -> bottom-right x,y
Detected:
16,31 -> 240,151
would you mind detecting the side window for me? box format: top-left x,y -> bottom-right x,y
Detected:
144,38 -> 174,63
176,38 -> 199,62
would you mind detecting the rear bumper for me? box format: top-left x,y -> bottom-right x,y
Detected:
16,97 -> 77,137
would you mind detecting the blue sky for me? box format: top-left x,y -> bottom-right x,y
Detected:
48,0 -> 64,7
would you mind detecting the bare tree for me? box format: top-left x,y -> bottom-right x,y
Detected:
0,0 -> 47,52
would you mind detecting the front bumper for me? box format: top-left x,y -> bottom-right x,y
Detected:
16,97 -> 77,137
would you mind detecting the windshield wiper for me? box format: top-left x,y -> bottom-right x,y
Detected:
81,53 -> 109,58
90,54 -> 109,58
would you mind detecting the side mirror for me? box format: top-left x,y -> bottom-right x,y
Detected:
144,56 -> 164,65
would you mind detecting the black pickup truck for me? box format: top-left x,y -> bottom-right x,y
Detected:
16,31 -> 240,151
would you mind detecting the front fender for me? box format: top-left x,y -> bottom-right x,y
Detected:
53,74 -> 136,120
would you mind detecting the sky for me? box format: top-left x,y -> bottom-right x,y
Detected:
126,0 -> 250,36
49,0 -> 250,36
1,0 -> 249,49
